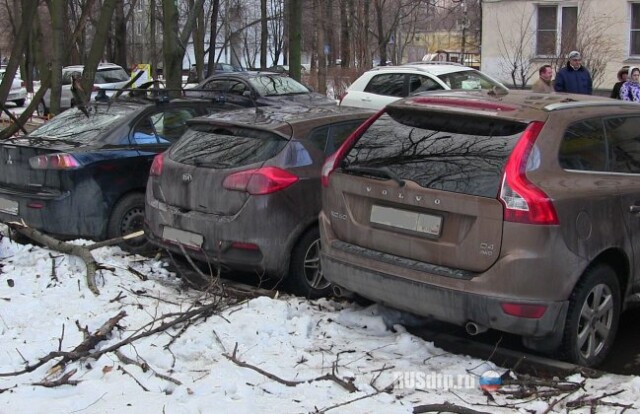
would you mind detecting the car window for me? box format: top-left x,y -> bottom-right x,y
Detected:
363,73 -> 406,97
344,111 -> 526,197
95,68 -> 129,83
203,79 -> 228,92
62,71 -> 80,85
307,121 -> 364,155
605,116 -> 640,174
558,118 -> 607,171
247,75 -> 310,96
409,75 -> 443,93
169,125 -> 288,168
28,105 -> 134,144
437,70 -> 504,91
228,80 -> 249,95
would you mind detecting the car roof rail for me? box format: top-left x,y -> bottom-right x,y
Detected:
404,61 -> 464,66
543,100 -> 638,112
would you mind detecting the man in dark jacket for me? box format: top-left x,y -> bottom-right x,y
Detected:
554,51 -> 593,94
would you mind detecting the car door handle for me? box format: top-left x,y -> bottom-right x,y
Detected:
361,97 -> 371,102
629,205 -> 640,214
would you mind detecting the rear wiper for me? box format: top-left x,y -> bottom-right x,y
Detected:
342,165 -> 405,187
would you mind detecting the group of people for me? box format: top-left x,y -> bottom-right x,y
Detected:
530,50 -> 640,102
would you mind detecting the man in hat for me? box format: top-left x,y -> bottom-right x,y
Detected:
554,51 -> 593,94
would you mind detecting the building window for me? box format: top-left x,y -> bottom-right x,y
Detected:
137,0 -> 144,11
632,3 -> 640,55
536,5 -> 577,56
136,22 -> 142,36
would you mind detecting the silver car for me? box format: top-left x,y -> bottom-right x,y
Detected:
0,68 -> 27,107
39,63 -> 130,113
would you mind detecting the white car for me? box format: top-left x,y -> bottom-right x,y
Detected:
40,63 -> 130,113
338,62 -> 508,109
0,68 -> 28,107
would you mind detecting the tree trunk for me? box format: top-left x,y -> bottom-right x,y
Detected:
314,0 -> 325,93
340,0 -> 351,67
162,0 -> 181,93
79,0 -> 118,94
260,0 -> 267,69
48,0 -> 65,115
288,0 -> 302,81
207,0 -> 220,78
150,0 -> 158,78
114,0 -> 127,69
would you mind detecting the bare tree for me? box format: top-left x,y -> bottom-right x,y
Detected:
494,5 -> 535,89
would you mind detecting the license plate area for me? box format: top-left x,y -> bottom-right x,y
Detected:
0,197 -> 18,215
162,226 -> 203,248
370,205 -> 442,237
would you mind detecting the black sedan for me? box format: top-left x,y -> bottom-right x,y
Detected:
144,105 -> 373,297
0,96 -> 233,252
185,71 -> 336,108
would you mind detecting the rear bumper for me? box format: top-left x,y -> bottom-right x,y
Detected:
0,184 -> 107,239
319,211 -> 570,339
321,253 -> 568,337
144,189 -> 312,277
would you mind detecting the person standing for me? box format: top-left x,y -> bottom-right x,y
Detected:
620,67 -> 640,102
610,66 -> 629,99
531,65 -> 554,93
554,51 -> 593,94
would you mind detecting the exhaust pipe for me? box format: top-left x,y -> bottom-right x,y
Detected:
332,285 -> 354,298
465,321 -> 488,336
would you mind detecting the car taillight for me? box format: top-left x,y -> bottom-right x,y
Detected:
149,153 -> 165,176
321,109 -> 385,187
501,302 -> 547,319
223,167 -> 298,195
499,121 -> 558,225
29,153 -> 80,170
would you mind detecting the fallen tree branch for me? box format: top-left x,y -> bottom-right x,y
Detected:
224,342 -> 357,393
6,221 -> 101,295
413,402 -> 490,414
32,369 -> 79,388
114,350 -> 182,386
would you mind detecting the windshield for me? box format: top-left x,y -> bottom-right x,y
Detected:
437,70 -> 508,92
29,106 -> 134,144
248,75 -> 310,97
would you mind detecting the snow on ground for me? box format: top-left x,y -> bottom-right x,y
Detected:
1,229 -> 639,413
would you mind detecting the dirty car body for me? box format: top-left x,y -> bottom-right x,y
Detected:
0,97 -> 230,252
145,105 -> 373,297
320,90 -> 640,366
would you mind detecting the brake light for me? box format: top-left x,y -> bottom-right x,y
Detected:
223,167 -> 298,195
321,109 -> 385,187
499,121 -> 558,225
149,153 -> 165,176
29,153 -> 80,170
501,303 -> 547,319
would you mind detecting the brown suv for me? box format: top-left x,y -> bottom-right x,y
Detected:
320,90 -> 640,367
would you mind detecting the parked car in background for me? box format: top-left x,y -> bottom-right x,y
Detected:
320,89 -> 640,367
0,94 -> 235,252
0,67 -> 27,107
186,62 -> 245,83
185,71 -> 336,108
39,63 -> 130,114
145,105 -> 373,297
338,62 -> 508,109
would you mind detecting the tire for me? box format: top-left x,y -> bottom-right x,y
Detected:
107,193 -> 151,255
13,99 -> 25,108
561,263 -> 621,367
285,227 -> 332,299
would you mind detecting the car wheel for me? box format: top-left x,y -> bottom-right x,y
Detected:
286,227 -> 332,298
13,99 -> 25,107
561,263 -> 621,367
107,193 -> 151,254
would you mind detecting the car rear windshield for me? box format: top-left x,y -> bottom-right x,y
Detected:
28,105 -> 134,144
169,125 -> 288,168
248,75 -> 310,96
343,109 -> 527,197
